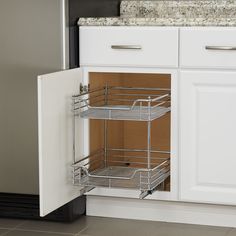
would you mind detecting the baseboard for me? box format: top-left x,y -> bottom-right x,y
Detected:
0,193 -> 86,222
87,196 -> 236,227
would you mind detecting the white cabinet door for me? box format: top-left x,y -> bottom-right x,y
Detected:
38,68 -> 84,216
180,71 -> 236,205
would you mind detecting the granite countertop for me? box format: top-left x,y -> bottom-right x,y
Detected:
78,17 -> 236,26
78,0 -> 236,26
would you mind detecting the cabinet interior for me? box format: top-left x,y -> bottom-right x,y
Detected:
73,72 -> 171,197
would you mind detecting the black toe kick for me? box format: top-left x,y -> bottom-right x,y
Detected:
0,193 -> 86,222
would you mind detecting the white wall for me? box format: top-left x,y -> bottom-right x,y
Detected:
0,0 -> 63,194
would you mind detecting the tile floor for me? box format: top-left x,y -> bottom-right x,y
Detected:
0,216 -> 235,236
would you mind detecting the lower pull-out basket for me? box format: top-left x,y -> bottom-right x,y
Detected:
72,149 -> 170,199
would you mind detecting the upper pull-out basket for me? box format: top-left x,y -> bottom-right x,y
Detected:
73,86 -> 171,121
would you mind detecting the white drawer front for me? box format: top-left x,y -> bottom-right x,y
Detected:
80,27 -> 178,68
180,28 -> 236,69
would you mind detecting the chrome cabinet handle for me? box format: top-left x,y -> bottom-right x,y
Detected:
111,45 -> 142,50
205,46 -> 236,51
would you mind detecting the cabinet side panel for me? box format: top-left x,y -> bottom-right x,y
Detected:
38,69 -> 82,216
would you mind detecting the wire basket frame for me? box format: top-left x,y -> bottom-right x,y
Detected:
72,84 -> 171,198
72,86 -> 171,121
72,149 -> 170,199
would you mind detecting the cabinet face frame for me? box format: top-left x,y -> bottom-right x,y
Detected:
81,66 -> 179,201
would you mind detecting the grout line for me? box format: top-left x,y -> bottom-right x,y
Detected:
75,234 -> 90,236
0,230 -> 11,236
14,220 -> 28,229
76,226 -> 89,235
0,219 -> 28,230
0,220 -> 27,231
0,220 -> 29,236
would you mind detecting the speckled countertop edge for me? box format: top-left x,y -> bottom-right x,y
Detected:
78,17 -> 236,27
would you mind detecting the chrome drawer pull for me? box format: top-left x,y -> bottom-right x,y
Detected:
205,46 -> 236,51
111,45 -> 142,50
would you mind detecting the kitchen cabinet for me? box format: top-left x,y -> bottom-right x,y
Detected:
180,71 -> 236,205
38,26 -> 236,224
38,66 -> 178,217
38,27 -> 178,216
179,27 -> 236,206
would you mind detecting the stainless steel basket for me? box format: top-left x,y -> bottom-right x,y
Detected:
72,85 -> 171,198
73,86 -> 170,121
72,148 -> 170,199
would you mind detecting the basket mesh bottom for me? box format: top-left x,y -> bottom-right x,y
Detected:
79,105 -> 170,121
74,165 -> 170,190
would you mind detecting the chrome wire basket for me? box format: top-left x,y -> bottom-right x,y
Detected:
72,149 -> 170,199
73,86 -> 170,121
72,85 -> 171,198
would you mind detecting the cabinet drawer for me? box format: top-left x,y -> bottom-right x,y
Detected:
80,27 -> 178,68
180,28 -> 236,69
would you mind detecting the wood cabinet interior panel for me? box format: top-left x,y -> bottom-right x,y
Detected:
88,72 -> 171,188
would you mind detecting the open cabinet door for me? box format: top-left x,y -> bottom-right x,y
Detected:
38,68 -> 83,216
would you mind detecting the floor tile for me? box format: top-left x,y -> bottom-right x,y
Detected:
0,218 -> 26,229
76,217 -> 160,236
0,229 -> 10,236
4,230 -> 73,236
77,217 -> 230,236
226,228 -> 236,236
152,222 -> 230,236
0,216 -> 232,236
17,216 -> 88,234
